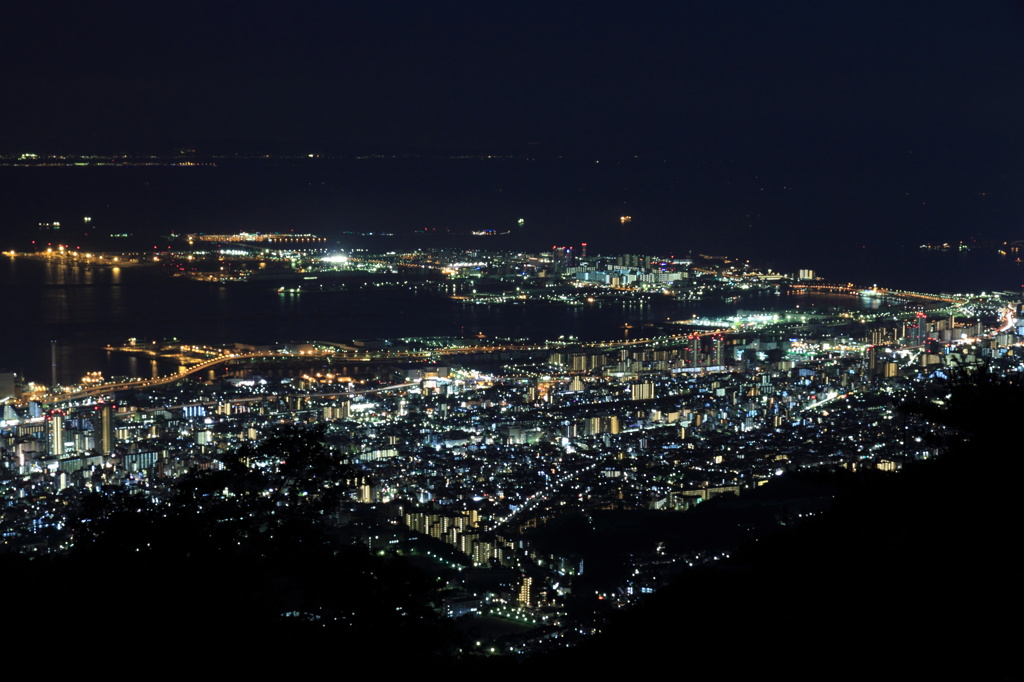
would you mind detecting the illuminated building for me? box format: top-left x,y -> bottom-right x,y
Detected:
630,380 -> 655,401
0,372 -> 19,400
913,312 -> 928,346
518,576 -> 533,606
96,403 -> 115,455
551,245 -> 574,269
712,335 -> 725,366
47,410 -> 65,457
688,335 -> 701,368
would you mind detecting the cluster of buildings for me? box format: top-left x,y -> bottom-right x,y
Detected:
2,246 -> 1022,652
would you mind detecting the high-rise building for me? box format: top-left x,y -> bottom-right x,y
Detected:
712,335 -> 725,366
551,245 -> 574,270
688,335 -> 701,368
97,403 -> 115,455
47,410 -> 65,457
912,312 -> 928,346
0,372 -> 20,400
630,380 -> 655,401
518,576 -> 533,606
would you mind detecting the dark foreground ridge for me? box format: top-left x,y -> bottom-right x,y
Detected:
520,372 -> 1022,677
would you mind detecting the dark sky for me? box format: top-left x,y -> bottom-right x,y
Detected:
5,0 -> 1024,264
5,0 -> 1024,155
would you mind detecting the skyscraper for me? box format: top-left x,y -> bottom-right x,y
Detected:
47,410 -> 65,457
96,403 -> 115,455
912,312 -> 928,346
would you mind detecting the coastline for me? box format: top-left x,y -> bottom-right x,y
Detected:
5,250 -> 156,269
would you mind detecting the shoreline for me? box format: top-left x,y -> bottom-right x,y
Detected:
4,250 -> 156,269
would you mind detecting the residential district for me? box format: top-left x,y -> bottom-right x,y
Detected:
2,241 -> 1021,654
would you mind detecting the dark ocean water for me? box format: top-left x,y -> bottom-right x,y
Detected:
4,155 -> 1022,270
0,257 -> 759,384
4,251 -> 1019,386
2,158 -> 1021,383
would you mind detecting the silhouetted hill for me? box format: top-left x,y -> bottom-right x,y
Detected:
521,374 -> 1023,677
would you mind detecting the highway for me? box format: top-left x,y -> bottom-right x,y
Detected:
38,333 -> 716,406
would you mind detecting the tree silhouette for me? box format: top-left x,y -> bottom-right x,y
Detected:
50,421 -> 463,660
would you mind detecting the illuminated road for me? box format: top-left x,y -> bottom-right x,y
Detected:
799,390 -> 855,413
798,283 -> 962,305
493,459 -> 602,531
49,351 -> 279,403
996,307 -> 1017,334
40,334 -> 712,406
142,382 -> 419,413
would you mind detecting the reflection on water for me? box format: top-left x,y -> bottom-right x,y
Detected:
4,247 -> 1023,385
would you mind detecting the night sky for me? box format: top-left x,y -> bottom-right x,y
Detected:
4,1 -> 1024,258
4,1 -> 1022,152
